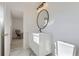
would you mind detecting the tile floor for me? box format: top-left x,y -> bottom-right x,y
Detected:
10,39 -> 34,56
9,39 -> 52,56
11,39 -> 23,49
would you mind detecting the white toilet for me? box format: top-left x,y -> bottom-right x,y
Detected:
55,41 -> 76,56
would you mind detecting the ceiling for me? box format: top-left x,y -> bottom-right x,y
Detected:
5,2 -> 40,19
2,2 -> 79,19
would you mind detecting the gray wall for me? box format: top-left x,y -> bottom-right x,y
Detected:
44,3 -> 79,56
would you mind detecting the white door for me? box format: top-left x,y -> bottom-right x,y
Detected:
0,18 -> 2,56
4,6 -> 12,56
0,5 -> 4,56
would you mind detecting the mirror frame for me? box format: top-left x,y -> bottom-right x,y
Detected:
37,9 -> 49,32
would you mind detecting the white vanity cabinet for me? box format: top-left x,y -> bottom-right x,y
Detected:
29,33 -> 52,56
39,33 -> 52,56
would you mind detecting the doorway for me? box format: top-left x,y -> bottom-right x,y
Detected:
10,10 -> 24,55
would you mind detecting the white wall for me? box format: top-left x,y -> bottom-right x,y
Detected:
23,3 -> 37,48
23,3 -> 38,49
23,8 -> 33,49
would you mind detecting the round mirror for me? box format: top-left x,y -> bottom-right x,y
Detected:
37,9 -> 49,32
